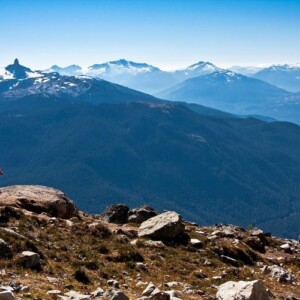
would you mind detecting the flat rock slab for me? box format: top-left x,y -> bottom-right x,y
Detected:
0,185 -> 77,219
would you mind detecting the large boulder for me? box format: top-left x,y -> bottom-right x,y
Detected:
216,280 -> 269,300
128,205 -> 157,224
0,185 -> 77,219
138,211 -> 185,240
100,204 -> 129,224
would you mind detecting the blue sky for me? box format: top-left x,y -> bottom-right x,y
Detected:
1,0 -> 300,70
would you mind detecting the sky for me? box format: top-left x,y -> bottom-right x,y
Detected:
1,0 -> 300,70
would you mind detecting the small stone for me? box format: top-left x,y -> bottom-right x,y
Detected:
164,282 -> 180,288
142,283 -> 158,296
143,240 -> 165,248
104,289 -> 129,300
47,277 -> 59,283
194,270 -> 207,279
190,239 -> 203,248
91,288 -> 104,297
107,280 -> 119,288
136,281 -> 148,287
136,262 -> 148,271
47,290 -> 62,299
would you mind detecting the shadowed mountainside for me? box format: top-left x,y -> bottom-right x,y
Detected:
0,98 -> 300,239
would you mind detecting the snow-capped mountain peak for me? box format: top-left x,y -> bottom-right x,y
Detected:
88,59 -> 161,75
44,64 -> 83,76
267,64 -> 300,72
185,61 -> 221,72
209,70 -> 243,83
174,61 -> 223,78
253,63 -> 300,92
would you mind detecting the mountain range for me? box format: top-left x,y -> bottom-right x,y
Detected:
157,70 -> 300,124
253,64 -> 300,93
43,59 -> 223,94
2,59 -> 300,124
42,59 -> 300,93
0,59 -> 300,239
0,59 -> 157,104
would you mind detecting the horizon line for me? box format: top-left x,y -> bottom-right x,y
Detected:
1,58 -> 300,72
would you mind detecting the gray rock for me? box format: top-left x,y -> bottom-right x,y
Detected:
104,289 -> 129,300
47,276 -> 59,283
165,290 -> 182,300
163,282 -> 180,288
61,290 -> 90,300
216,280 -> 269,300
18,251 -> 40,269
0,185 -> 77,219
107,280 -> 120,288
269,265 -> 296,284
190,238 -> 203,248
280,243 -> 292,253
194,270 -> 207,279
141,284 -> 170,300
250,228 -> 271,238
100,204 -> 129,224
128,206 -> 157,224
136,262 -> 148,271
0,239 -> 11,259
142,284 -> 158,297
220,255 -> 240,267
211,229 -> 235,238
143,240 -> 165,248
245,237 -> 266,253
91,288 -> 104,298
148,291 -> 170,300
0,291 -> 16,300
47,290 -> 62,299
138,211 -> 184,240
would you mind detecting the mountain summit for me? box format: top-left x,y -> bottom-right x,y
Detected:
1,59 -> 41,80
253,64 -> 300,92
88,59 -> 161,74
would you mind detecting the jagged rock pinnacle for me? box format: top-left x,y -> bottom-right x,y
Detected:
14,58 -> 19,65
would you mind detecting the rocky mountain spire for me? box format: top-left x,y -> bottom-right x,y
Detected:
5,59 -> 33,79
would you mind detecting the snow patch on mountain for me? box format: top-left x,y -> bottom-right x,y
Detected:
0,68 -> 14,80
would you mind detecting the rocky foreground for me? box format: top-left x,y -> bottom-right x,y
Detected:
0,185 -> 299,300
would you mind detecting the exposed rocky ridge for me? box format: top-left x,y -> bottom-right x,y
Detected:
0,185 -> 299,299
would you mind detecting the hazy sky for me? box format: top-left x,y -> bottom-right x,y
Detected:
1,0 -> 300,70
